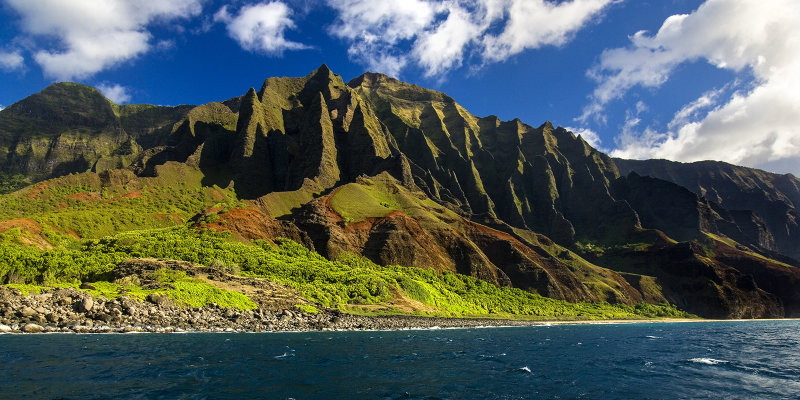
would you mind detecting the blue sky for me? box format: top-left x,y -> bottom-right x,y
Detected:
1,0 -> 798,175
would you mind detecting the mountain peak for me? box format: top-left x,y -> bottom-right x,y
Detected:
315,63 -> 332,75
347,72 -> 392,89
306,63 -> 339,82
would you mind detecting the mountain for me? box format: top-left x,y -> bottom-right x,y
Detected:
615,158 -> 800,262
0,82 -> 194,192
2,65 -> 799,319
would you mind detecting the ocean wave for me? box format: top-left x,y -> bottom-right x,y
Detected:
688,358 -> 729,365
645,335 -> 662,339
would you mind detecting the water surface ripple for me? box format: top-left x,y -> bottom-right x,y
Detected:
2,320 -> 799,399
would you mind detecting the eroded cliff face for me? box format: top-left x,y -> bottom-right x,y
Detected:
350,72 -> 638,246
0,83 -> 193,185
2,65 -> 799,318
615,158 -> 800,262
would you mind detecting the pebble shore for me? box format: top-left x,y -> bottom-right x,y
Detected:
0,286 -> 543,334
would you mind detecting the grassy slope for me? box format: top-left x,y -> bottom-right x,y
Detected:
0,165 -> 692,320
330,173 -> 460,227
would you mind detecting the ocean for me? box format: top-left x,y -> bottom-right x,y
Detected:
2,320 -> 799,399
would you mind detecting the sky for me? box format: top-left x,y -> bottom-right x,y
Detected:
0,0 -> 798,176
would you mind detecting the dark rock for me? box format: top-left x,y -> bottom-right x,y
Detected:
80,282 -> 96,290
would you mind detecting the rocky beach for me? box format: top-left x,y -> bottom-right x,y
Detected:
0,284 -> 556,334
0,258 -> 554,334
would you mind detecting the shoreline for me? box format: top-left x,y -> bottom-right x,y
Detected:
0,316 -> 706,335
2,317 -> 795,335
2,285 -> 794,335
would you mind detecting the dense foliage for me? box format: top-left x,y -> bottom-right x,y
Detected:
0,226 -> 692,319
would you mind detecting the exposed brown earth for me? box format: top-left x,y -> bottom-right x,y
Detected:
0,218 -> 51,250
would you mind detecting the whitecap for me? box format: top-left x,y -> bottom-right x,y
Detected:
645,335 -> 662,339
689,358 -> 729,365
519,366 -> 532,373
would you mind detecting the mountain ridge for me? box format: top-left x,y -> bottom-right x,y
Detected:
2,65 -> 799,318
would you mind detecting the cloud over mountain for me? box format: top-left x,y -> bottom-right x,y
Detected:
5,0 -> 204,80
214,1 -> 310,55
97,83 -> 132,104
327,0 -> 616,77
583,0 -> 800,174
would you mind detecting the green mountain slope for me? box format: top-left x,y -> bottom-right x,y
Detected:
0,82 -> 193,192
1,65 -> 798,319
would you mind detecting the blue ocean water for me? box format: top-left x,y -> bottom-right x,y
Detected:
2,320 -> 799,399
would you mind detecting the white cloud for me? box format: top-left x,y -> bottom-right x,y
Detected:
97,83 -> 132,104
214,2 -> 309,55
5,0 -> 203,80
0,51 -> 24,71
583,0 -> 800,175
482,0 -> 614,62
327,0 -> 615,77
412,6 -> 481,77
327,0 -> 438,76
0,105 -> 4,111
566,126 -> 605,151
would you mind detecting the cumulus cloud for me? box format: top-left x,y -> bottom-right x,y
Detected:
582,0 -> 800,174
482,0 -> 613,62
0,51 -> 24,71
5,0 -> 203,80
97,83 -> 132,104
327,0 -> 615,77
214,2 -> 309,55
566,126 -> 605,151
327,0 -> 438,76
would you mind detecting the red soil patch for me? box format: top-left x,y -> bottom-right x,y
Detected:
0,218 -> 42,235
109,190 -> 143,202
67,191 -> 102,203
0,218 -> 52,249
211,189 -> 225,201
25,182 -> 50,199
64,228 -> 81,239
153,213 -> 181,223
195,208 -> 312,248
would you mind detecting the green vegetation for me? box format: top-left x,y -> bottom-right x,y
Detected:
0,173 -> 28,194
2,267 -> 256,310
0,163 -> 239,239
330,174 -> 460,226
296,304 -> 319,314
0,226 -> 692,320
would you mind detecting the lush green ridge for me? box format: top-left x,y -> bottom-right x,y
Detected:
0,226 -> 691,320
0,164 -> 239,240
